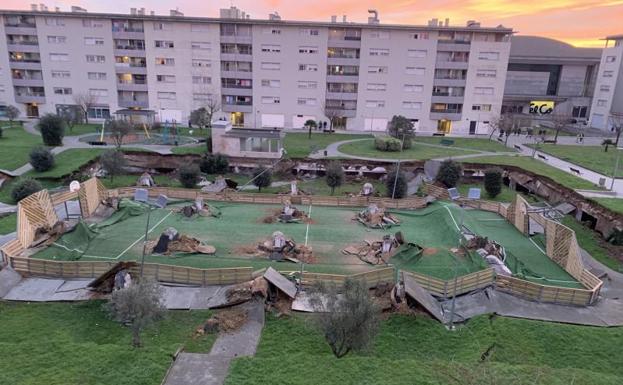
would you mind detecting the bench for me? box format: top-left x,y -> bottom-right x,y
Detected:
514,145 -> 523,151
543,139 -> 557,144
569,167 -> 582,176
537,154 -> 548,161
440,139 -> 455,146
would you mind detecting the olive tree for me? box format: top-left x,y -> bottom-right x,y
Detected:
387,115 -> 414,148
325,161 -> 344,195
106,119 -> 132,149
100,149 -> 126,182
252,167 -> 272,192
5,105 -> 20,128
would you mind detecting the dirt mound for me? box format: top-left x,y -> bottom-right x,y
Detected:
422,247 -> 438,256
196,308 -> 248,335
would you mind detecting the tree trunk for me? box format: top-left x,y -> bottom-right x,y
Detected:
488,128 -> 497,140
308,125 -> 312,139
605,145 -> 609,152
132,328 -> 141,348
616,129 -> 622,146
554,128 -> 560,144
331,186 -> 335,195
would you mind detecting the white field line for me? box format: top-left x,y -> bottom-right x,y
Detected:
442,204 -> 461,232
113,210 -> 173,260
304,203 -> 313,246
529,237 -> 547,255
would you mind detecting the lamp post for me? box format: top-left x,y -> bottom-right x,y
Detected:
391,133 -> 407,199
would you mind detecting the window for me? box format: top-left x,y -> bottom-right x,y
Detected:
53,87 -> 72,95
603,70 -> 614,77
476,69 -> 497,78
368,66 -> 388,74
45,18 -> 65,26
192,76 -> 211,84
261,79 -> 281,88
87,72 -> 107,80
472,104 -> 492,111
369,31 -> 390,39
51,70 -> 70,79
87,106 -> 110,119
365,100 -> 385,108
369,48 -> 389,56
600,85 -> 611,92
261,96 -> 281,104
297,97 -> 317,106
193,93 -> 212,101
298,46 -> 318,54
262,62 -> 281,70
478,51 -> 500,61
407,49 -> 427,58
300,28 -> 319,36
192,59 -> 211,68
298,64 -> 318,71
605,56 -> 616,63
405,67 -> 425,75
153,22 -> 172,31
297,80 -> 317,89
263,27 -> 281,35
474,87 -> 494,95
47,36 -> 66,44
84,37 -> 104,46
86,55 -> 106,63
89,89 -> 108,97
155,57 -> 175,66
155,40 -> 175,48
191,41 -> 211,50
597,99 -> 608,107
82,19 -> 104,28
157,91 -> 176,100
156,75 -> 176,83
261,44 -> 281,53
402,101 -> 422,110
572,106 -> 588,118
366,83 -> 387,91
410,32 -> 428,39
403,84 -> 423,92
49,53 -> 69,62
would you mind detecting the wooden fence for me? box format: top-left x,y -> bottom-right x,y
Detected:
300,267 -> 395,288
402,268 -> 496,299
496,275 -> 595,306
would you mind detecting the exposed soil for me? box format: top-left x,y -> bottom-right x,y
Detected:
422,247 -> 439,256
196,308 -> 249,335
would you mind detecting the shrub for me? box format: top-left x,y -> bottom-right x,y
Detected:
100,150 -> 126,182
178,164 -> 200,188
252,167 -> 272,192
385,169 -> 408,199
484,168 -> 503,198
199,153 -> 229,174
11,178 -> 42,202
37,114 -> 66,146
374,136 -> 402,152
325,161 -> 344,195
436,160 -> 462,188
29,147 -> 55,172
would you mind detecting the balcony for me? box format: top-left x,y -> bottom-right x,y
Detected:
437,41 -> 471,52
117,82 -> 148,92
433,78 -> 467,87
435,60 -> 469,70
220,35 -> 252,45
222,103 -> 253,113
325,107 -> 356,118
325,92 -> 358,101
431,95 -> 465,104
327,57 -> 360,66
326,74 -> 359,83
9,61 -> 42,71
220,53 -> 253,62
430,111 -> 462,121
118,98 -> 149,108
12,77 -> 44,87
7,43 -> 39,53
15,94 -> 45,104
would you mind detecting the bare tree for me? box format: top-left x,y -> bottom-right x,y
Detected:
609,112 -> 623,147
5,105 -> 20,128
308,278 -> 380,358
322,101 -> 343,132
551,110 -> 571,144
105,279 -> 165,347
487,114 -> 512,140
107,119 -> 132,149
73,93 -> 99,124
100,149 -> 126,182
191,86 -> 221,131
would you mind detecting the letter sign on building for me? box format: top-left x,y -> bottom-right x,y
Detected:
529,101 -> 555,115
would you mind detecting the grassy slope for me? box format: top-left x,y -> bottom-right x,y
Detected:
284,132 -> 373,158
25,149 -> 104,179
0,301 -> 214,385
0,179 -> 58,205
457,183 -> 518,203
414,136 -> 513,153
0,123 -> 43,171
593,198 -> 623,215
339,139 -> 475,160
562,216 -> 623,272
461,155 -> 597,190
528,144 -> 623,178
0,213 -> 16,235
227,314 -> 623,385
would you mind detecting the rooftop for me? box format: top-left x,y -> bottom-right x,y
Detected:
510,35 -> 601,64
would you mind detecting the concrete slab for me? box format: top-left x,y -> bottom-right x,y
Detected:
404,274 -> 445,323
0,268 -> 22,298
161,285 -> 236,310
161,286 -> 201,310
163,353 -> 230,385
209,300 -> 264,358
3,278 -> 93,301
263,267 -> 297,298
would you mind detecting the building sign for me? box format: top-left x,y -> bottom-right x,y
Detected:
529,101 -> 555,115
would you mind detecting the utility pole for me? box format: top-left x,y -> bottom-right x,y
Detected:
391,133 -> 406,199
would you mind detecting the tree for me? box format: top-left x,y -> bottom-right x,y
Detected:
322,102 -> 343,132
190,107 -> 211,130
308,278 -> 380,358
602,139 -> 615,152
105,279 -> 165,348
487,114 -> 512,140
483,168 -> 503,198
29,147 -> 55,172
325,161 -> 344,195
387,115 -> 414,141
436,160 -> 462,188
11,178 -> 42,202
58,105 -> 84,133
551,110 -> 570,144
73,93 -> 98,124
100,150 -> 126,182
178,164 -> 200,188
252,167 -> 272,192
199,153 -> 229,174
305,119 -> 317,139
37,114 -> 66,146
385,168 -> 408,199
610,113 -> 623,147
5,105 -> 20,128
106,119 -> 132,149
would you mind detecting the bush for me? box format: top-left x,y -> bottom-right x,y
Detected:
325,161 -> 344,195
484,168 -> 503,198
11,178 -> 43,202
178,164 -> 200,188
100,150 -> 126,182
252,167 -> 272,192
199,153 -> 229,174
29,147 -> 55,172
374,136 -> 402,152
436,160 -> 462,188
37,114 -> 66,146
385,169 -> 408,199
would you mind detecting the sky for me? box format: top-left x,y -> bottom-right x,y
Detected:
2,0 -> 622,47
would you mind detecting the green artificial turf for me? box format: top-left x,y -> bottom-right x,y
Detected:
0,213 -> 17,235
527,144 -> 623,178
338,139 -> 476,160
284,132 -> 373,158
0,301 -> 214,385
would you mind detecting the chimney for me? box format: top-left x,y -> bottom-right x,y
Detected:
71,6 -> 87,13
130,8 -> 137,15
151,11 -> 155,16
39,3 -> 49,12
55,7 -> 60,12
30,4 -> 38,11
428,18 -> 438,27
342,15 -> 347,23
367,9 -> 379,24
138,8 -> 145,15
170,9 -> 184,16
331,15 -> 337,23
444,18 -> 449,27
269,12 -> 281,21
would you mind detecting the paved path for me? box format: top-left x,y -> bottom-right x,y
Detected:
163,300 -> 265,385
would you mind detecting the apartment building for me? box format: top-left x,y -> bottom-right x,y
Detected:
0,8 -> 513,135
589,35 -> 623,131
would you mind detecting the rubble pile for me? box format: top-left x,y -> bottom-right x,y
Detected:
342,232 -> 405,265
177,197 -> 221,218
151,227 -> 216,255
196,308 -> 249,335
355,203 -> 401,229
466,235 -> 512,276
263,199 -> 308,224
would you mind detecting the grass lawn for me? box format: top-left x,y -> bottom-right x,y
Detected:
100,174 -> 183,189
171,144 -> 208,155
457,182 -> 519,203
0,178 -> 59,205
0,123 -> 43,171
528,144 -> 623,178
461,155 -> 598,190
63,123 -> 102,136
339,139 -> 475,160
25,149 -> 104,179
284,132 -> 373,158
414,136 -> 514,153
255,177 -> 387,197
593,198 -> 623,215
0,213 -> 16,235
0,301 -> 214,385
226,314 -> 623,385
562,216 -> 623,272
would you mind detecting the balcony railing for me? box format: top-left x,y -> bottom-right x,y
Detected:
431,108 -> 463,114
118,79 -> 147,85
438,39 -> 471,45
8,40 -> 39,45
432,91 -> 465,97
5,22 -> 36,28
112,26 -> 144,33
15,92 -> 45,97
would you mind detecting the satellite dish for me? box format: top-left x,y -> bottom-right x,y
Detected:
69,180 -> 81,192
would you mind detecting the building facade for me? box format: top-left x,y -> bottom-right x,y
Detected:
589,35 -> 623,131
0,8 -> 513,134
